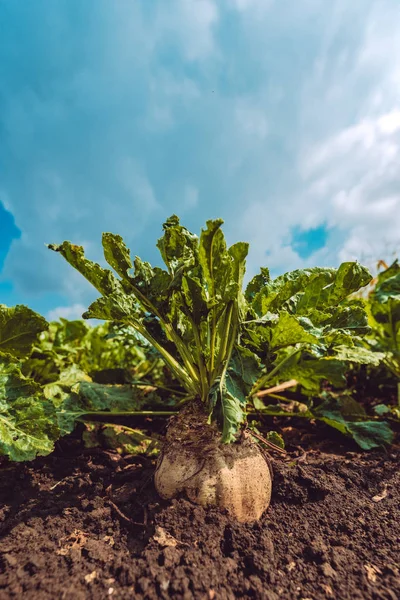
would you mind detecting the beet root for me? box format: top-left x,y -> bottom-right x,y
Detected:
154,402 -> 272,523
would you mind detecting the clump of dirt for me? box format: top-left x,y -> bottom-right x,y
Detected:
0,435 -> 399,599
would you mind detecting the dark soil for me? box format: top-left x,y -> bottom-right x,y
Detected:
0,427 -> 399,600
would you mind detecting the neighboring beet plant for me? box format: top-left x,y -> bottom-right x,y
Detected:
365,260 -> 400,411
49,216 -> 374,522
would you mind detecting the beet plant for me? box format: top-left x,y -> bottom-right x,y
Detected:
48,216 -> 383,522
364,260 -> 400,416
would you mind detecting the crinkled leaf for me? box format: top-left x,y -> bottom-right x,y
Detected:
76,381 -> 147,411
102,232 -> 133,278
228,242 -> 249,314
279,356 -> 347,392
332,345 -> 384,366
296,262 -> 371,314
102,425 -> 160,456
199,219 -> 238,303
55,381 -> 160,436
43,364 -> 92,406
245,267 -> 270,303
321,302 -> 371,335
181,275 -> 208,324
252,263 -> 371,318
55,319 -> 89,344
374,403 -> 400,421
83,291 -> 142,322
315,393 -> 368,421
0,359 -> 59,461
48,242 -> 119,295
252,267 -> 334,316
0,305 -> 48,359
270,312 -> 320,350
228,346 -> 262,392
130,258 -> 172,312
156,215 -> 198,275
369,262 -> 400,327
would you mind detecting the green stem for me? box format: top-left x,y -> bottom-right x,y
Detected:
184,313 -> 209,402
124,279 -> 201,392
78,410 -> 177,418
208,232 -> 218,374
129,321 -> 197,394
389,299 -> 398,353
256,392 -> 295,403
77,421 -> 164,442
164,322 -> 201,389
210,309 -> 217,373
251,347 -> 303,394
218,306 -> 237,387
211,302 -> 234,385
129,380 -> 186,396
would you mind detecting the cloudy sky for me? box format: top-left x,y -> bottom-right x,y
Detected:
1,0 -> 400,321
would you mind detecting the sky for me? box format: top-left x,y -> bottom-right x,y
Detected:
1,0 -> 400,321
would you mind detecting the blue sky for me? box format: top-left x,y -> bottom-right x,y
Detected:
1,0 -> 400,320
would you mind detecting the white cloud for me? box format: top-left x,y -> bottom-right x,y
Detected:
301,106 -> 400,264
228,0 -> 273,15
235,102 -> 268,139
233,0 -> 400,275
182,184 -> 199,210
172,0 -> 218,61
47,303 -> 87,322
1,0 -> 400,316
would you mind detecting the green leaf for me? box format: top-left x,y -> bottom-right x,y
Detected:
215,347 -> 261,442
269,312 -> 320,350
55,381 -> 165,436
102,232 -> 133,278
279,356 -> 347,392
83,291 -> 142,322
43,364 -> 92,406
0,358 -> 59,461
332,345 -> 385,366
156,215 -> 198,275
252,267 -> 333,316
228,346 -> 262,393
252,263 -> 371,318
209,349 -> 259,444
256,392 -> 394,450
76,381 -> 146,411
181,275 -> 208,324
266,430 -> 285,449
322,302 -> 370,335
314,393 -> 394,449
315,393 -> 367,421
101,425 -> 160,456
345,422 -> 394,450
48,242 -> 119,296
373,404 -> 391,416
297,262 -> 371,313
370,264 -> 400,326
220,389 -> 246,443
199,219 -> 238,303
245,267 -> 270,303
0,305 -> 48,359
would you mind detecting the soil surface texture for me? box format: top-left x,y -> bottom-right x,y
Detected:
0,427 -> 399,600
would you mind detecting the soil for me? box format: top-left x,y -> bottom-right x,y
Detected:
0,423 -> 399,600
